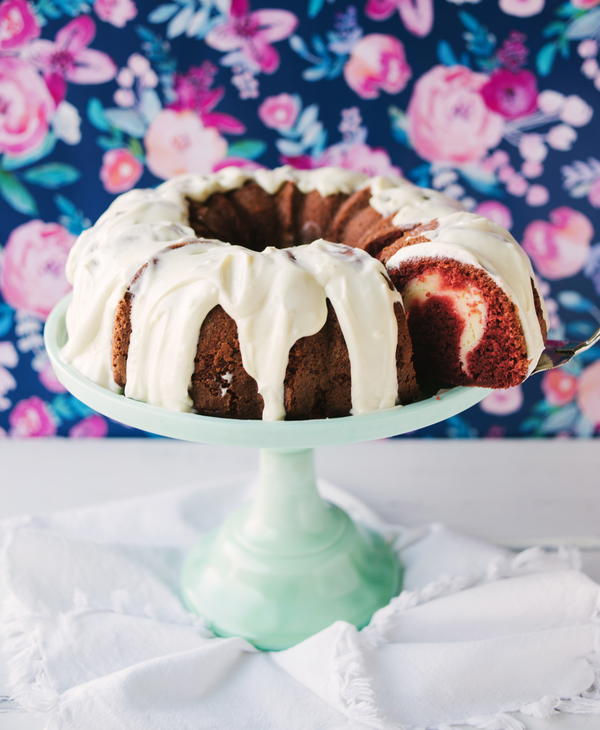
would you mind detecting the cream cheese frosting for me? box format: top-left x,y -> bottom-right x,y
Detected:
62,165 -> 544,417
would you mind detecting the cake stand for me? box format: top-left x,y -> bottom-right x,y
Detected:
45,295 -> 490,650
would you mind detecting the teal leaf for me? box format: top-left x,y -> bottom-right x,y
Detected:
0,172 -> 37,215
565,7 -> 600,39
54,194 -> 89,235
0,303 -> 14,338
308,0 -> 325,18
540,403 -> 579,434
437,40 -> 458,66
87,98 -> 111,132
227,139 -> 266,160
104,108 -> 147,137
536,42 -> 558,76
558,290 -> 593,312
2,133 -> 56,171
23,163 -> 80,189
458,10 -> 481,33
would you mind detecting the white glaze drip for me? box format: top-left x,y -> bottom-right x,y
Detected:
385,211 -> 545,374
125,240 -> 400,419
62,165 -> 545,417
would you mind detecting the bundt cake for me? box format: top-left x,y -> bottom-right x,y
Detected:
62,165 -> 548,420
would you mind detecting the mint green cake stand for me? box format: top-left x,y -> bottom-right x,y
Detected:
45,295 -> 490,650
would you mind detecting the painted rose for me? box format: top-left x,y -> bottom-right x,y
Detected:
0,57 -> 54,155
9,396 -> 56,437
407,65 -> 503,164
258,94 -> 300,130
475,201 -> 512,229
144,110 -> 228,179
499,0 -> 544,16
365,0 -> 433,37
100,148 -> 143,193
26,15 -> 116,104
480,386 -> 524,415
0,221 -> 74,319
69,414 -> 109,438
481,69 -> 538,120
38,360 -> 66,394
344,34 -> 411,100
578,361 -> 600,425
316,142 -> 401,177
0,0 -> 39,50
205,0 -> 297,74
522,208 -> 593,280
94,0 -> 137,27
541,370 -> 578,407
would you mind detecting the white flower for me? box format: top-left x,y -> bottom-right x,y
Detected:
537,90 -> 564,115
51,101 -> 81,145
560,95 -> 593,127
546,124 -> 576,151
519,133 -> 547,162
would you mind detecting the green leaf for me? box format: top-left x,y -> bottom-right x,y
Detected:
227,139 -> 266,160
23,163 -> 80,188
128,137 -> 144,160
0,171 -> 37,215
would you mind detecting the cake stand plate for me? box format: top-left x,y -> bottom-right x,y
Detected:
45,296 -> 490,650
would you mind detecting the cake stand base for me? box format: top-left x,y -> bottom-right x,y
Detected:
181,448 -> 400,650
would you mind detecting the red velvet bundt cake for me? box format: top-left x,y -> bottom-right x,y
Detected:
62,166 -> 547,419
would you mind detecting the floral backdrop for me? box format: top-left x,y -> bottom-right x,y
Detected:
0,0 -> 599,438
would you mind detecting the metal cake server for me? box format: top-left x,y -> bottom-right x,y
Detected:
533,325 -> 600,374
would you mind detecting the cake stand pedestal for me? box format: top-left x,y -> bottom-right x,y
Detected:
45,295 -> 490,650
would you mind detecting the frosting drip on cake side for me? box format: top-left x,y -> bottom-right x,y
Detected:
385,211 -> 546,374
125,240 -> 401,420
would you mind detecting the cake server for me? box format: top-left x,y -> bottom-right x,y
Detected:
534,325 -> 600,374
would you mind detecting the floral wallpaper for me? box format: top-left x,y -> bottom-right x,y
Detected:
0,0 -> 599,438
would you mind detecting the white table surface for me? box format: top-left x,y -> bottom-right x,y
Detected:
1,438 -> 599,730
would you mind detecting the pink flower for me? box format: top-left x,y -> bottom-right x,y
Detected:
144,109 -> 228,180
481,69 -> 538,120
94,0 -> 137,27
542,370 -> 578,407
365,0 -> 433,37
170,63 -> 245,134
499,0 -> 544,16
9,396 -> 56,437
0,57 -> 53,155
522,207 -> 593,280
588,178 -> 600,208
100,148 -> 143,193
0,0 -> 39,50
475,201 -> 512,229
407,65 -> 503,164
26,16 -> 116,104
480,386 -> 524,415
344,34 -> 411,100
0,220 -> 74,319
571,0 -> 600,7
69,414 -> 108,438
578,361 -> 600,425
526,184 -> 549,206
213,157 -> 264,172
258,93 -> 300,130
39,359 -> 66,394
205,0 -> 297,74
316,142 -> 401,177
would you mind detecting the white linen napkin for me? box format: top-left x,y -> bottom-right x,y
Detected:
1,479 -> 599,730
